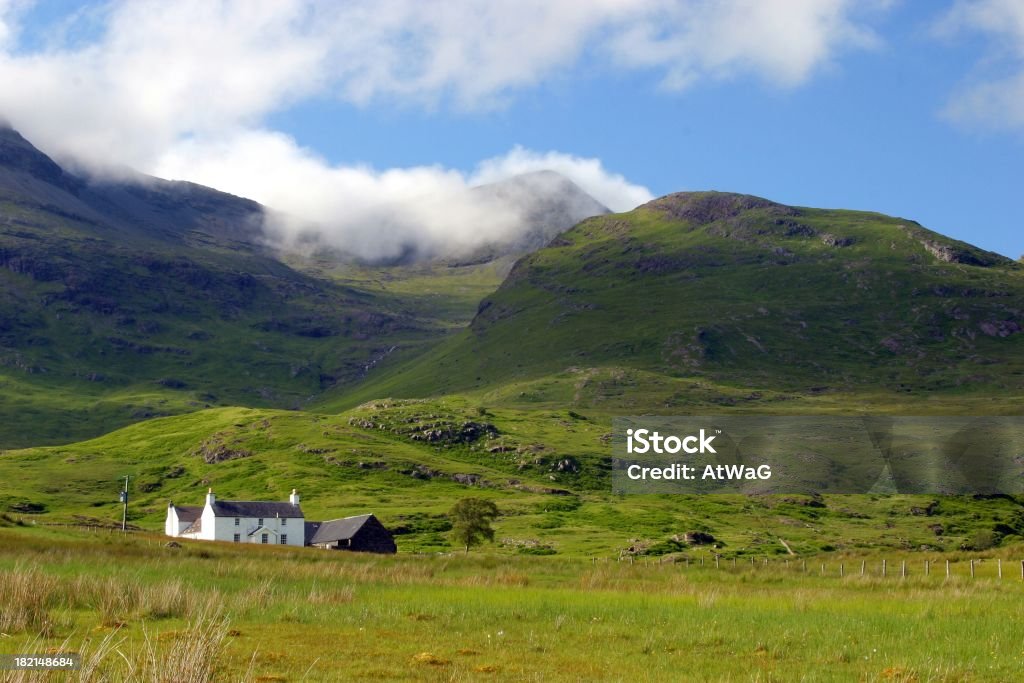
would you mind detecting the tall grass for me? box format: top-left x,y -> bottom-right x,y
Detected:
127,607 -> 244,683
0,608 -> 244,683
0,630 -> 122,683
0,563 -> 59,636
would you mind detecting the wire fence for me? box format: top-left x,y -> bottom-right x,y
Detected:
599,554 -> 1024,580
12,520 -> 1024,579
34,522 -> 141,532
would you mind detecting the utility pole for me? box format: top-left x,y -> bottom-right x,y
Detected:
120,475 -> 129,532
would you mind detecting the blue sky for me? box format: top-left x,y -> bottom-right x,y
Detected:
1,0 -> 1022,259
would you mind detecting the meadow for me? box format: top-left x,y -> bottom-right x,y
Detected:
5,401 -> 1024,559
2,525 -> 1024,682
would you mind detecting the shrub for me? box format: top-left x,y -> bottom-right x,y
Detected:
518,545 -> 557,556
642,538 -> 687,556
962,530 -> 999,551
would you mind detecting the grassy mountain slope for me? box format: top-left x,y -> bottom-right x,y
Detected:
0,197 -> 431,447
3,398 -> 1022,556
0,127 -> 609,448
5,128 -> 1024,559
332,192 -> 1024,409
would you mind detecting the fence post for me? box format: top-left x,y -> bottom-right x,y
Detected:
925,560 -> 930,576
840,563 -> 844,577
715,555 -> 720,569
802,559 -> 806,573
998,558 -> 1002,579
820,563 -> 825,576
861,560 -> 865,577
901,560 -> 906,579
970,559 -> 975,578
946,559 -> 950,579
882,559 -> 887,577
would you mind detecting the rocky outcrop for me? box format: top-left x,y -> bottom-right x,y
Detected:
191,433 -> 252,464
820,233 -> 855,247
644,191 -> 797,225
979,320 -> 1021,338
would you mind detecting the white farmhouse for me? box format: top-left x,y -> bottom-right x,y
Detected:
165,488 -> 305,547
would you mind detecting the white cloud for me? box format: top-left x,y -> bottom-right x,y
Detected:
0,0 -> 330,168
0,0 -> 886,258
154,131 -> 651,261
0,0 -> 26,50
607,0 -> 884,91
940,0 -> 1024,129
0,0 -> 888,170
470,146 -> 652,212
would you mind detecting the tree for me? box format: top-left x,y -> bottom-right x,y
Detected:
449,497 -> 499,554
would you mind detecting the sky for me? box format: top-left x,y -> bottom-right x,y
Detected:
0,0 -> 1022,259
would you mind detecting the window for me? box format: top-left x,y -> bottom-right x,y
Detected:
281,518 -> 287,526
261,533 -> 268,544
234,518 -> 239,526
233,533 -> 240,543
280,535 -> 287,545
258,518 -> 263,526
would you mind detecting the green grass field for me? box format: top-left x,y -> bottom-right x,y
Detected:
4,400 -> 1024,558
2,526 -> 1023,682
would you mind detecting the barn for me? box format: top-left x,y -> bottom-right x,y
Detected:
305,514 -> 397,553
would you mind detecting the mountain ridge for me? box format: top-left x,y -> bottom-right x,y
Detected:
0,122 -> 267,247
329,189 -> 1024,408
0,126 -> 612,447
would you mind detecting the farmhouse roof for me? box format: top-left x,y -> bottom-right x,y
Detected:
173,505 -> 202,522
308,514 -> 375,544
211,500 -> 303,519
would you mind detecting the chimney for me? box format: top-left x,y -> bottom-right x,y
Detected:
206,488 -> 215,506
289,489 -> 300,506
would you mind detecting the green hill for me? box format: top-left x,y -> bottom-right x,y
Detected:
0,127 -> 605,448
4,128 -> 1024,557
334,191 -> 1024,410
4,399 -> 1024,557
0,126 -> 448,447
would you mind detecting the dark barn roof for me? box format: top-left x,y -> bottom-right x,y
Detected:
308,514 -> 375,545
173,505 -> 202,522
211,501 -> 303,519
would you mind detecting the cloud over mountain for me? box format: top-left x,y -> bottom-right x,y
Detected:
0,0 -> 890,258
154,130 -> 640,261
